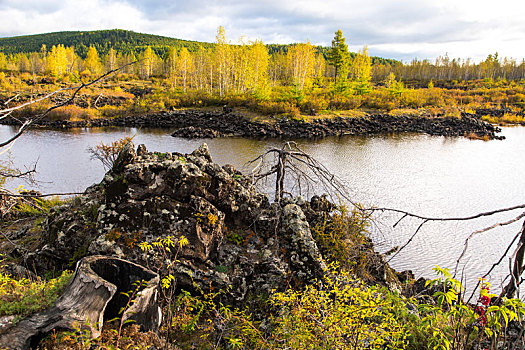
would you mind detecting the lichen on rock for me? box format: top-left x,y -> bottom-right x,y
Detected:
22,143 -> 396,304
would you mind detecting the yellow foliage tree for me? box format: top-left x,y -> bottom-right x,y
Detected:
177,47 -> 194,92
286,41 -> 316,91
350,46 -> 372,94
215,26 -> 231,96
141,46 -> 156,79
84,45 -> 102,76
247,40 -> 269,93
46,45 -> 68,76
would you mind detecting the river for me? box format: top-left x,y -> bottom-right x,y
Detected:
1,125 -> 525,295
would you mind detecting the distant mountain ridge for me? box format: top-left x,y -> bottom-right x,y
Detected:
0,29 -> 398,65
0,29 -> 214,57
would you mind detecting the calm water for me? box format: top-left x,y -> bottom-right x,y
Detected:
2,125 -> 525,294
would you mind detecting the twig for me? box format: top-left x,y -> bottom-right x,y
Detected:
372,204 -> 525,223
387,219 -> 428,262
454,212 -> 525,276
0,60 -> 140,149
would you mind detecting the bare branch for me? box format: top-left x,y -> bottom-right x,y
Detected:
0,120 -> 32,148
3,93 -> 20,106
0,191 -> 82,198
372,203 -> 525,223
454,212 -> 525,275
387,219 -> 428,262
1,60 -> 140,150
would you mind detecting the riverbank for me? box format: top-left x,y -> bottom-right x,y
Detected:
1,108 -> 504,140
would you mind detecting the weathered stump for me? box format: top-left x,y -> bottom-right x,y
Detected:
0,255 -> 160,350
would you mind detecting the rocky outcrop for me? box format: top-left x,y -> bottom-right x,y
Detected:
1,109 -> 504,139
24,143 -> 338,302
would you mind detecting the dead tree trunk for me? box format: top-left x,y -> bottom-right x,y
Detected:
0,255 -> 160,350
275,150 -> 286,202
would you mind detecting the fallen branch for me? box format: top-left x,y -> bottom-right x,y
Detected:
455,212 -> 525,275
0,190 -> 83,198
0,60 -> 139,150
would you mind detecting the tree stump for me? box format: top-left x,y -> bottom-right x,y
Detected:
0,255 -> 160,350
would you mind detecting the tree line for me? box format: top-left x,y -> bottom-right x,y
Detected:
1,28 -> 525,97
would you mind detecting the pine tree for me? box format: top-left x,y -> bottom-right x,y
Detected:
327,30 -> 349,82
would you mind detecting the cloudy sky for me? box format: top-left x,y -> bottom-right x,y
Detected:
1,0 -> 524,62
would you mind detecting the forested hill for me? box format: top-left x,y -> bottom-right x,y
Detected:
0,29 -> 215,57
0,29 -> 398,65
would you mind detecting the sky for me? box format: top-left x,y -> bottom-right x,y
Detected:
1,0 -> 525,62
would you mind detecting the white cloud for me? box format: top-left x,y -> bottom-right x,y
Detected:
0,0 -> 145,35
1,0 -> 525,61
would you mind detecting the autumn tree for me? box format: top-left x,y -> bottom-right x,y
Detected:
46,45 -> 68,76
215,26 -> 231,96
84,45 -> 102,75
286,41 -> 316,91
350,46 -> 372,94
0,53 -> 7,71
141,46 -> 156,79
193,45 -> 210,92
177,47 -> 194,92
17,54 -> 30,73
327,29 -> 349,82
165,47 -> 178,88
104,47 -> 117,72
246,40 -> 269,94
29,52 -> 43,75
65,46 -> 78,73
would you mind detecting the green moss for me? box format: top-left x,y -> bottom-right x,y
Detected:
80,202 -> 100,221
214,265 -> 228,273
68,245 -> 88,267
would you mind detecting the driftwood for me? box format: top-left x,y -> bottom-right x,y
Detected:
0,255 -> 160,350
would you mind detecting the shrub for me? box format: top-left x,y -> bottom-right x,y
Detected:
87,135 -> 135,170
271,266 -> 411,349
312,204 -> 370,270
414,266 -> 525,350
0,270 -> 73,321
13,195 -> 64,216
328,94 -> 363,110
46,105 -> 98,121
299,93 -> 329,113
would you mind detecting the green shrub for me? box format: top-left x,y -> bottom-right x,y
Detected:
270,266 -> 410,349
312,204 -> 371,276
0,270 -> 73,321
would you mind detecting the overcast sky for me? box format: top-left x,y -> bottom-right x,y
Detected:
2,0 -> 524,62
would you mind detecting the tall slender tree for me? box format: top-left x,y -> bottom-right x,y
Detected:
84,45 -> 102,75
327,30 -> 349,82
177,47 -> 194,92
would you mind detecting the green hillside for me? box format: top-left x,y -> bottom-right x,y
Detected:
0,29 -> 399,65
0,29 -> 214,58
